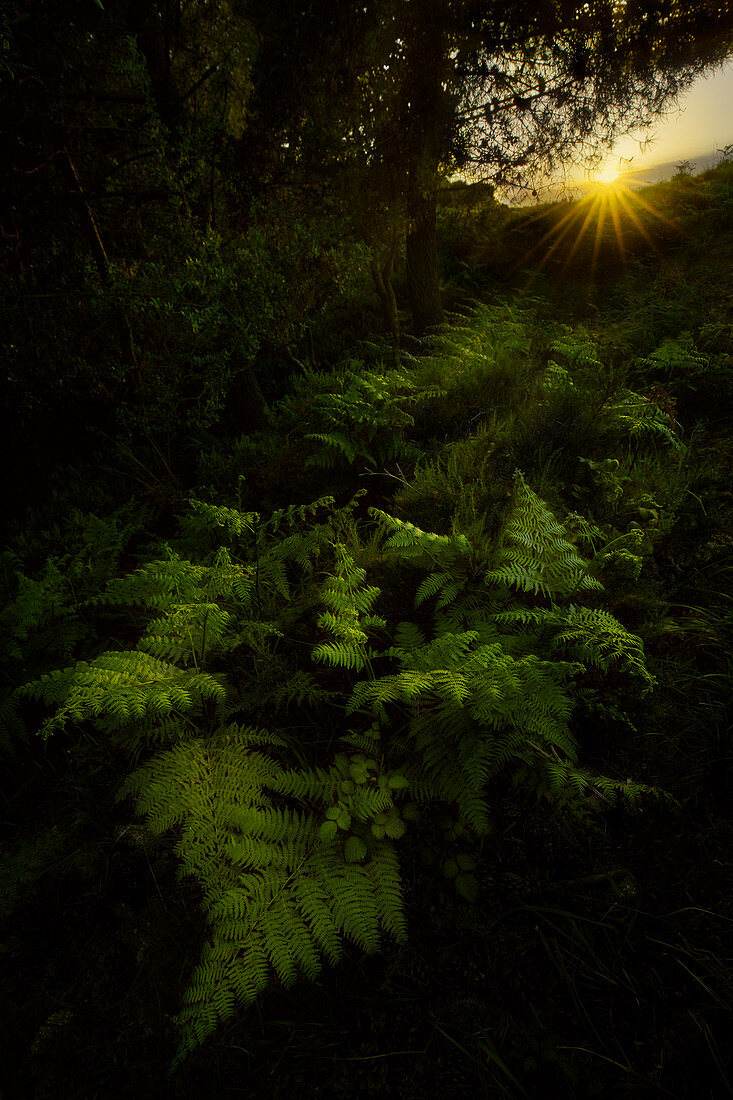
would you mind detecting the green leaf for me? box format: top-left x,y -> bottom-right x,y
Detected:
334,753 -> 350,775
319,820 -> 338,842
388,775 -> 409,790
337,808 -> 351,831
456,853 -> 476,872
455,873 -> 479,903
384,818 -> 406,840
344,836 -> 368,863
443,857 -> 459,879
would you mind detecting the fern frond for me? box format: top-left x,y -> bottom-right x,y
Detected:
549,606 -> 653,688
121,728 -> 408,1064
21,651 -> 226,739
487,472 -> 603,598
265,495 -> 336,533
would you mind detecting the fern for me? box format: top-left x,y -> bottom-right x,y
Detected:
350,628 -> 578,834
14,496 -> 415,1062
20,651 -> 227,740
120,724 -> 407,1064
0,508 -> 142,749
549,327 -> 604,372
608,390 -> 683,451
521,754 -> 674,807
312,543 -> 385,672
487,472 -> 603,598
0,823 -> 83,917
634,333 -> 708,386
278,361 -> 437,472
549,606 -> 653,689
359,476 -> 653,834
12,475 -> 658,1065
258,669 -> 333,712
423,302 -> 534,392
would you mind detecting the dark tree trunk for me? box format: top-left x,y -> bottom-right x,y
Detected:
126,0 -> 182,135
60,149 -> 141,395
224,358 -> 270,434
370,236 -> 401,363
401,2 -> 447,334
405,181 -> 442,333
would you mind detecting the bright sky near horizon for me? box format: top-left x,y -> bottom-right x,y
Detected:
597,59 -> 733,177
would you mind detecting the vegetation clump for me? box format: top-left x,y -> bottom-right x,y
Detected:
1,6 -> 732,1094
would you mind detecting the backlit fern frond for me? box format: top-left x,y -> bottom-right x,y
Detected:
10,463 -> 658,1069
265,495 -> 336,533
549,606 -> 654,688
549,328 -> 604,372
312,543 -> 384,672
370,509 -> 471,567
138,602 -> 232,665
120,726 -> 407,1065
20,651 -> 226,739
487,471 -> 603,598
350,627 -> 578,833
608,390 -> 683,451
279,361 -> 431,472
179,500 -> 260,549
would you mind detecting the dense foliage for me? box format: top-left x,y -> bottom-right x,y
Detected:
2,5 -> 732,1096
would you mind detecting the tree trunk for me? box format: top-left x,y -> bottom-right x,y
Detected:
224,357 -> 270,434
370,242 -> 400,364
405,181 -> 442,334
60,149 -> 141,394
126,0 -> 182,135
401,2 -> 447,335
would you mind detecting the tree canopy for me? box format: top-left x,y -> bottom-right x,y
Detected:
2,0 -> 732,400
217,0 -> 731,332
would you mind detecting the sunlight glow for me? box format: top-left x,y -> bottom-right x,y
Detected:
516,177 -> 681,287
596,164 -> 619,184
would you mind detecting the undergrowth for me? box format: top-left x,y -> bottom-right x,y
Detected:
2,299 -> 686,1070
3,167 -> 732,1093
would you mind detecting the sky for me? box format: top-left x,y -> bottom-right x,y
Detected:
590,59 -> 733,181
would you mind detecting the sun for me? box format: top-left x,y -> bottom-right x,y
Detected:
515,165 -> 681,285
596,164 -> 619,185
